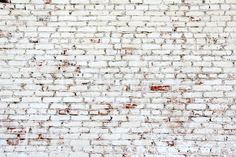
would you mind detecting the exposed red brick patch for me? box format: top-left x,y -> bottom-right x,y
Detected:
150,85 -> 170,91
6,138 -> 19,146
123,103 -> 137,109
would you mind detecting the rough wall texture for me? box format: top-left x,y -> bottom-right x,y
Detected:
0,0 -> 236,156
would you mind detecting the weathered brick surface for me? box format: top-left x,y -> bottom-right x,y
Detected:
0,0 -> 236,156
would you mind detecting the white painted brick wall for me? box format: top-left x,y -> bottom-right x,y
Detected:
0,0 -> 236,156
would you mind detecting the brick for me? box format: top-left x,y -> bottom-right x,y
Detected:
187,104 -> 206,110
150,85 -> 170,91
123,103 -> 137,109
0,0 -> 236,156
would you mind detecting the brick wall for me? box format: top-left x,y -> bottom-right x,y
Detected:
0,0 -> 236,156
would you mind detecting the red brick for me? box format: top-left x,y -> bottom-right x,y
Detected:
150,85 -> 170,91
123,103 -> 137,109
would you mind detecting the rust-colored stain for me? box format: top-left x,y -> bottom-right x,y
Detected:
150,85 -> 170,91
123,103 -> 137,109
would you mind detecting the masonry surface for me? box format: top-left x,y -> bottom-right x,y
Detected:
0,0 -> 236,156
